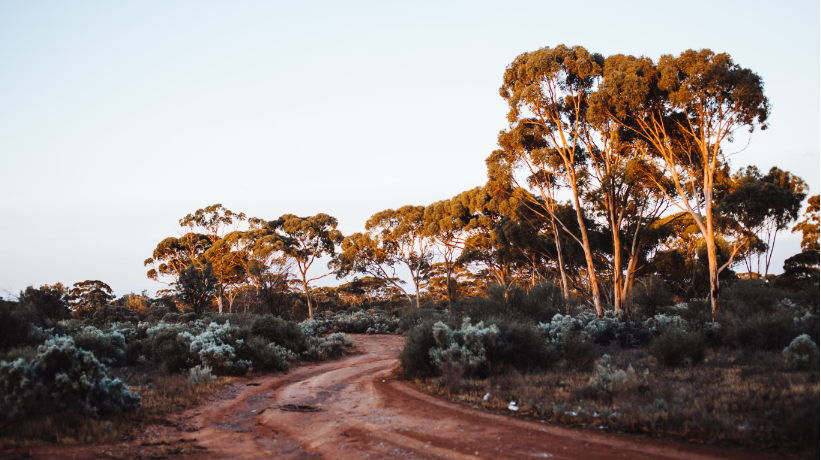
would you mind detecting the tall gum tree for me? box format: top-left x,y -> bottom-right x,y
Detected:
498,44 -> 606,317
179,204 -> 247,313
423,199 -> 469,304
365,206 -> 432,308
272,214 -> 344,320
599,50 -> 769,321
717,166 -> 807,278
333,232 -> 414,305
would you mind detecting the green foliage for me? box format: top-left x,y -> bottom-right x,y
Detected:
141,326 -> 192,373
68,280 -> 115,319
562,331 -> 602,370
647,327 -> 706,368
187,364 -> 216,384
0,300 -> 37,351
175,262 -> 218,316
782,334 -> 819,371
589,355 -> 648,396
0,336 -> 140,422
629,277 -> 673,319
18,284 -> 71,321
71,326 -> 126,366
399,320 -> 440,378
401,317 -> 558,379
250,314 -> 309,354
91,304 -> 139,326
235,336 -> 290,371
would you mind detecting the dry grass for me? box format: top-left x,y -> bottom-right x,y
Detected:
0,365 -> 237,449
417,347 -> 819,453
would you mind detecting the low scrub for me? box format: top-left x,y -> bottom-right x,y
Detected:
401,317 -> 558,379
0,336 -> 141,423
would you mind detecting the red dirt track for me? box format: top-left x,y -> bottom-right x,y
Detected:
7,334 -> 786,459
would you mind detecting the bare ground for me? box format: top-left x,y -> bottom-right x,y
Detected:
1,334 -> 803,459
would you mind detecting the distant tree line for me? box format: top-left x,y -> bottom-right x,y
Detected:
7,46 -> 818,322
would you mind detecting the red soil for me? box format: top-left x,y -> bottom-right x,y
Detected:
2,334 -> 796,459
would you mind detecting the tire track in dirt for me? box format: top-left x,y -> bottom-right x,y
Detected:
9,334 -> 787,459
174,334 -> 776,460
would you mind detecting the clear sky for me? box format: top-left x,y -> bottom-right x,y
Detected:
1,0 -> 819,298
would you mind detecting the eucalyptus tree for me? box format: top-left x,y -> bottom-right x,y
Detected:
271,214 -> 344,319
599,50 -> 769,321
498,44 -> 607,317
450,186 -> 522,290
241,217 -> 293,316
718,166 -> 807,278
144,233 -> 212,295
334,232 -> 414,305
176,262 -> 218,316
68,280 -> 115,318
781,195 -> 820,288
179,204 -> 247,313
365,206 -> 432,308
423,199 -> 470,303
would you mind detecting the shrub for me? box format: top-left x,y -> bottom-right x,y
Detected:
647,327 -> 706,368
0,301 -> 37,351
235,336 -> 290,371
562,331 -> 602,370
723,310 -> 799,351
589,354 -> 648,396
146,305 -> 171,322
187,365 -> 216,384
0,346 -> 38,363
91,304 -> 139,326
250,315 -> 309,354
428,319 -> 499,377
782,334 -> 819,371
178,322 -> 251,375
71,326 -> 126,366
485,318 -> 559,373
412,317 -> 558,379
0,336 -> 141,422
319,332 -> 355,358
142,325 -> 192,372
399,320 -> 440,378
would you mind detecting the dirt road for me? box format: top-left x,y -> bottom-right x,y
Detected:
13,334 -> 782,459
157,334 -> 775,460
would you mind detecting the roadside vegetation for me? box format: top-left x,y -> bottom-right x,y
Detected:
399,279 -> 818,451
2,44 -> 819,454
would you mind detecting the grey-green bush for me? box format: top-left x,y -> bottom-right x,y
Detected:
0,336 -> 141,422
783,334 -> 819,370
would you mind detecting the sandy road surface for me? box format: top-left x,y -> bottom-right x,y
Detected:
8,334 -> 782,460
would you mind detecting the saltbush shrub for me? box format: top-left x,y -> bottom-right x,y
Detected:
71,326 -> 126,366
485,317 -> 559,373
402,317 -> 558,379
177,322 -> 252,375
0,336 -> 141,422
782,334 -> 819,371
589,354 -> 648,396
187,364 -> 216,384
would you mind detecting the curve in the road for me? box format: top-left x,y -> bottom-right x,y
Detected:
157,334 -> 777,460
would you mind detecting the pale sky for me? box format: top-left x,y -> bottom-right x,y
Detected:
1,0 -> 819,298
